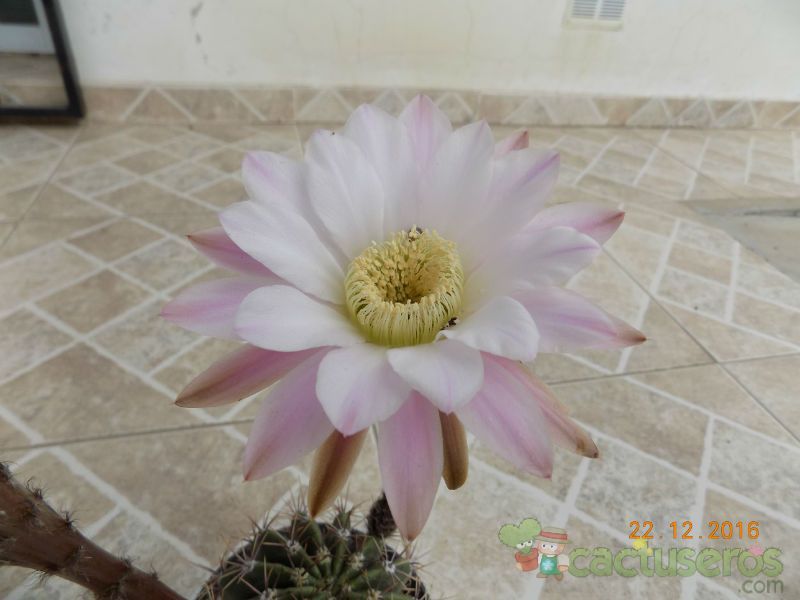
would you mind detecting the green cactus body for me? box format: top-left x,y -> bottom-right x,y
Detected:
200,507 -> 427,600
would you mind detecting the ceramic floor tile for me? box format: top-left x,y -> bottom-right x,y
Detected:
0,217 -> 111,260
1,119 -> 799,599
555,376 -> 708,474
37,269 -> 152,333
190,176 -> 246,208
68,218 -> 163,262
94,180 -> 203,215
631,364 -> 795,443
664,302 -> 799,362
66,427 -> 300,562
114,148 -> 183,175
24,183 -> 113,219
0,344 -> 195,446
55,163 -> 137,196
472,441 -> 582,502
0,184 -> 39,221
708,421 -> 800,521
0,244 -> 95,313
421,459 -> 559,600
701,490 -> 800,597
576,435 -> 696,534
115,238 -> 210,291
91,300 -> 199,372
540,517 -> 682,599
0,308 -> 72,381
724,355 -> 800,439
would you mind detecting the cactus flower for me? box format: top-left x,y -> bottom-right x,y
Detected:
162,96 -> 645,540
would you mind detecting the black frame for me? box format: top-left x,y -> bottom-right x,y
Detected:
0,0 -> 84,120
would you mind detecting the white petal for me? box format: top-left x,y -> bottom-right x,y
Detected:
387,339 -> 483,413
343,104 -> 418,234
466,226 -> 600,303
440,296 -> 539,361
457,353 -> 553,476
220,200 -> 344,304
316,344 -> 411,435
512,287 -> 646,351
462,149 -> 560,270
161,277 -> 262,339
306,130 -> 384,259
235,285 -> 363,351
242,152 -> 305,210
399,95 -> 452,172
419,121 -> 494,239
525,201 -> 625,245
494,130 -> 529,157
243,349 -> 334,480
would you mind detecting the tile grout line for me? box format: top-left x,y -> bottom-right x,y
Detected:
118,86 -> 151,121
680,417 -> 715,600
583,425 -> 800,532
23,302 -> 223,431
623,376 -> 800,452
682,136 -> 710,200
2,127 -> 82,247
718,364 -> 800,445
631,129 -> 667,187
573,136 -> 618,186
723,243 -> 741,323
602,247 -> 716,365
49,445 -> 211,565
526,456 -> 593,600
613,218 -> 680,373
744,136 -> 754,185
0,417 -> 257,453
648,251 -> 800,320
657,296 -> 800,351
707,481 -> 800,531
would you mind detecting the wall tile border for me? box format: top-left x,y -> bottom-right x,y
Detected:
70,85 -> 800,129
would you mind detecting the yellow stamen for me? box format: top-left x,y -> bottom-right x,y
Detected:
344,228 -> 464,346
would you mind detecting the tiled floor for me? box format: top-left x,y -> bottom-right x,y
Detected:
1,120 -> 799,599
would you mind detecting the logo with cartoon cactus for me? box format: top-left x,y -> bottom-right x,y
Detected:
498,518 -> 570,581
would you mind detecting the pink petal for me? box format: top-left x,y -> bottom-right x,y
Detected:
387,339 -> 483,413
466,226 -> 601,303
399,95 -> 452,172
235,285 -> 363,352
440,296 -> 540,361
420,121 -> 494,241
512,287 -> 646,351
526,202 -> 625,245
306,130 -> 385,260
378,393 -> 443,540
188,227 -> 280,279
500,359 -> 599,458
461,149 -> 559,269
494,130 -> 529,157
220,200 -> 345,304
243,349 -> 334,480
175,345 -> 320,408
316,344 -> 411,436
343,104 -> 418,234
161,277 -> 262,339
457,353 -> 553,477
242,152 -> 306,212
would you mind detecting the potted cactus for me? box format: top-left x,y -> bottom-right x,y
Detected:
0,462 -> 427,599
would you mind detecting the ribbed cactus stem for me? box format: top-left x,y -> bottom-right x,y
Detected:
0,463 -> 185,600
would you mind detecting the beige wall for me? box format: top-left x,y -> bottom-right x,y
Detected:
63,0 -> 800,99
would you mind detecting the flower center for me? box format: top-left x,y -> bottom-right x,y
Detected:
344,228 -> 464,346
